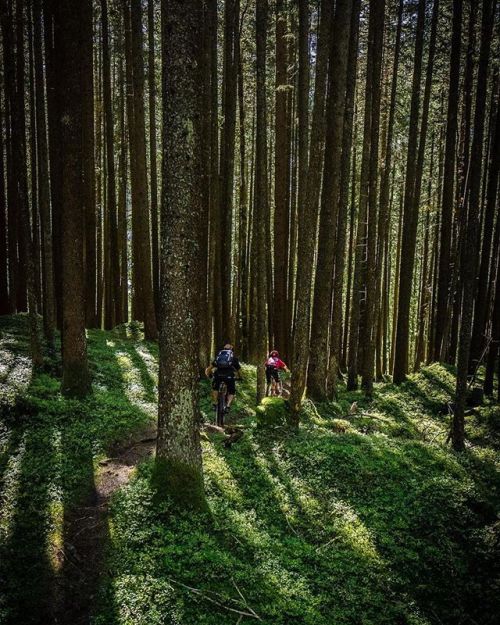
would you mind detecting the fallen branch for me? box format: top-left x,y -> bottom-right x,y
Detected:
165,576 -> 261,620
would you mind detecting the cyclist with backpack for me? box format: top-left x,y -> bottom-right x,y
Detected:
264,350 -> 290,396
205,344 -> 242,413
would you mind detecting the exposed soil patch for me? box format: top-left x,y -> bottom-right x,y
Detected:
54,424 -> 157,625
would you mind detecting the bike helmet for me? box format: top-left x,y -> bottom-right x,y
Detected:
270,350 -> 279,357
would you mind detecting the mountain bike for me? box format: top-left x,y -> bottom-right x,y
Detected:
216,379 -> 228,427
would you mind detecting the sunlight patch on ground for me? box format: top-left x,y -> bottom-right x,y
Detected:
133,344 -> 159,381
115,350 -> 156,415
203,443 -> 244,504
0,432 -> 27,544
0,345 -> 32,406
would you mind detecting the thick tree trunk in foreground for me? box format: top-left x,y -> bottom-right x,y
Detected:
156,0 -> 205,509
59,0 -> 90,397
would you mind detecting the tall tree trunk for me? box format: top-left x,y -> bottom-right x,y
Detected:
346,0 -> 379,391
272,0 -> 291,358
0,68 -> 8,314
33,0 -> 55,346
254,0 -> 269,403
101,0 -> 120,330
207,0 -> 219,355
81,0 -> 96,329
148,0 -> 160,319
236,10 -> 249,358
433,0 -> 462,361
308,0 -> 354,399
360,0 -> 385,395
217,0 -> 239,345
2,1 -> 19,314
59,0 -> 91,396
117,53 -> 129,324
198,0 -> 212,371
157,0 -> 205,509
128,0 -> 158,339
392,0 -> 426,384
452,0 -> 496,452
470,73 -> 499,370
13,0 -> 42,365
288,0 -> 323,421
484,222 -> 500,396
329,0 -> 361,389
373,0 -> 403,378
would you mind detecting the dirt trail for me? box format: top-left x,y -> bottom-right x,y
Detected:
54,424 -> 157,625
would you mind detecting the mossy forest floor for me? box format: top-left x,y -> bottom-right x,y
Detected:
0,314 -> 499,625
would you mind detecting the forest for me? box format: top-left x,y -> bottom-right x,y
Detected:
0,0 -> 499,624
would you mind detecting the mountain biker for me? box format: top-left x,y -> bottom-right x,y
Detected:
264,350 -> 289,396
205,344 -> 241,413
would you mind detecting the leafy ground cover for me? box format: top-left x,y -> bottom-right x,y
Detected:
0,315 -> 499,625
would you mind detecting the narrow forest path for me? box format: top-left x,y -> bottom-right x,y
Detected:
54,424 -> 157,625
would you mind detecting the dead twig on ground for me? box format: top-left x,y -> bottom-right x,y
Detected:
165,576 -> 262,620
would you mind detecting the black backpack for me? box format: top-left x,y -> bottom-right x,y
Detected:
215,349 -> 234,369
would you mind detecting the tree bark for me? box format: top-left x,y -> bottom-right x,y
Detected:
392,0 -> 426,384
254,0 -> 269,403
452,0 -> 496,451
33,0 -> 55,345
433,0 -> 462,361
102,0 -> 120,330
128,0 -> 158,339
59,0 -> 91,396
217,0 -> 239,345
470,72 -> 499,370
272,0 -> 291,359
308,0 -> 354,399
329,0 -> 361,388
157,0 -> 205,509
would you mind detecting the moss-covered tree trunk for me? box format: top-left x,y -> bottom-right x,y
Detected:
156,0 -> 205,509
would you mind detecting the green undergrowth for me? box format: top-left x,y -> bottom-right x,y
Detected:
1,315 -> 499,625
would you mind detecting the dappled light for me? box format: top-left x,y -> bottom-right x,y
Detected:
0,315 -> 499,623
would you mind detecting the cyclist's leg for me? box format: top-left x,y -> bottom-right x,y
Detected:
271,369 -> 279,396
265,367 -> 272,396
